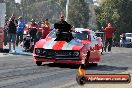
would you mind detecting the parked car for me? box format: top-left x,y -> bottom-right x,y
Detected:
33,28 -> 103,67
120,33 -> 132,47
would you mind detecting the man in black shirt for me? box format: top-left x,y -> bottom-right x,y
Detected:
54,15 -> 73,42
7,14 -> 18,53
120,33 -> 126,47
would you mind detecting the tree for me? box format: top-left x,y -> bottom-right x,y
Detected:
95,0 -> 132,40
3,0 -> 23,21
5,0 -> 90,28
68,0 -> 89,28
19,0 -> 64,22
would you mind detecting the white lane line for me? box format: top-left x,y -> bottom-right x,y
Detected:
0,53 -> 13,57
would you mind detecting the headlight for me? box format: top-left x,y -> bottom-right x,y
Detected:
69,51 -> 80,57
73,52 -> 80,56
35,49 -> 46,55
35,49 -> 41,54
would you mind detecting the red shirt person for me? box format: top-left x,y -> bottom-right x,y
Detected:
103,23 -> 115,39
28,19 -> 39,33
27,19 -> 39,44
103,23 -> 116,52
41,19 -> 51,39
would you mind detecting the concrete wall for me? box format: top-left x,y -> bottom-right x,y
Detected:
0,3 -> 6,28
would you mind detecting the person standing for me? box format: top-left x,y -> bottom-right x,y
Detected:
41,19 -> 51,39
120,33 -> 126,47
103,23 -> 116,52
54,15 -> 72,33
54,15 -> 73,42
16,16 -> 26,46
7,14 -> 18,53
27,19 -> 39,45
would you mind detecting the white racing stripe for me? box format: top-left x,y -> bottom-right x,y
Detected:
43,39 -> 84,50
43,39 -> 57,49
62,39 -> 84,50
62,43 -> 75,50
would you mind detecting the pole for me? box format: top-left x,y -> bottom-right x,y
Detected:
65,0 -> 69,21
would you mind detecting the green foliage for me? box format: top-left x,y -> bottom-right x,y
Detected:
68,0 -> 89,28
95,0 -> 132,40
21,0 -> 64,22
5,0 -> 90,27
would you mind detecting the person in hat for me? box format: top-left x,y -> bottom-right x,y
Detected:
27,19 -> 39,45
16,16 -> 26,46
41,19 -> 51,39
54,15 -> 73,42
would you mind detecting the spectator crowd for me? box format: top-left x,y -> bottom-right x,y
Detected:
3,13 -> 127,54
4,13 -> 51,53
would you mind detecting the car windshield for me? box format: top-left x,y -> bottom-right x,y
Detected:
48,29 -> 89,40
73,31 -> 89,40
48,29 -> 57,38
126,34 -> 132,37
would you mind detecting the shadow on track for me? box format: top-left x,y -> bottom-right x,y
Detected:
42,63 -> 80,69
8,52 -> 32,56
85,65 -> 128,71
41,63 -> 128,71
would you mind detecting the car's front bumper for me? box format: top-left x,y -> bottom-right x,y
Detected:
33,56 -> 83,65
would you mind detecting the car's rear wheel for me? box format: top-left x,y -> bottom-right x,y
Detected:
89,63 -> 98,67
81,51 -> 90,68
86,51 -> 98,67
36,61 -> 42,66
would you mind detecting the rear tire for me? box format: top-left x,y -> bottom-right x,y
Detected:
36,61 -> 42,66
90,63 -> 98,67
81,64 -> 86,69
82,51 -> 90,69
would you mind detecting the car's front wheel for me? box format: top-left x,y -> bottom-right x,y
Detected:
36,61 -> 42,66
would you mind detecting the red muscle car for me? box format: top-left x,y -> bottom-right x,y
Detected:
33,28 -> 103,67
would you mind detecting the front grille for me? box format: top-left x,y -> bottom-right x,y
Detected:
46,50 -> 71,56
35,49 -> 79,58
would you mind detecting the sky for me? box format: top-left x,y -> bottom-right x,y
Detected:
93,0 -> 99,6
15,0 -> 21,4
14,0 -> 98,5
